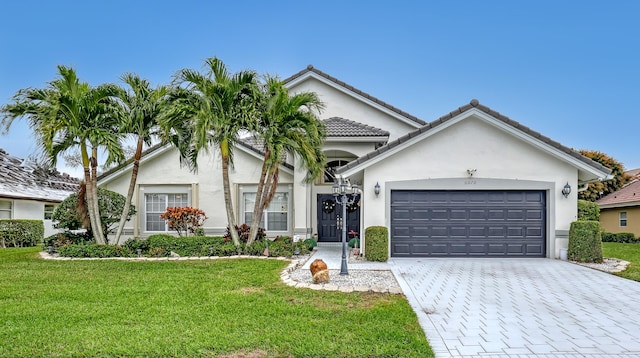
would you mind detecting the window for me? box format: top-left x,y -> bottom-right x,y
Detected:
0,200 -> 11,219
44,204 -> 55,220
144,193 -> 189,232
243,192 -> 289,231
620,212 -> 628,227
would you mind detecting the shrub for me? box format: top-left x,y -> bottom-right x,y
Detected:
43,231 -> 94,251
53,187 -> 136,236
159,206 -> 208,237
0,219 -> 44,248
224,223 -> 265,243
146,234 -> 228,256
577,200 -> 600,221
568,220 -> 603,263
602,232 -> 637,243
348,237 -> 360,248
365,226 -> 388,262
303,238 -> 317,250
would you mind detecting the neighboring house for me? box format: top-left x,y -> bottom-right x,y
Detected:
597,178 -> 640,236
98,65 -> 612,259
0,148 -> 79,237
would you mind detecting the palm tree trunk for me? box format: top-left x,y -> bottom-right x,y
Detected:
247,151 -> 270,246
114,137 -> 143,245
221,140 -> 240,246
90,147 -> 106,244
81,145 -> 104,244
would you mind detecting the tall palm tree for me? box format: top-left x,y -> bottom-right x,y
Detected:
112,74 -> 169,245
245,77 -> 326,246
161,57 -> 260,246
1,65 -> 124,244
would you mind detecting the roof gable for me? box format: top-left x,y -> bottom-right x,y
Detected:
0,148 -> 79,202
336,99 -> 612,182
283,65 -> 426,128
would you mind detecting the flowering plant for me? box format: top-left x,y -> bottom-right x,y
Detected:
160,206 -> 208,237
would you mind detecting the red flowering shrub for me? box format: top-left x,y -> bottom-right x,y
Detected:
159,206 -> 208,237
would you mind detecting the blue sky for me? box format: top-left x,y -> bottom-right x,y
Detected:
1,1 -> 639,176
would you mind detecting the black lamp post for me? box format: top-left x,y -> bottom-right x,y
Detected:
332,178 -> 359,276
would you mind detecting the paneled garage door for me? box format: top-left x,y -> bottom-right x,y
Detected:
390,190 -> 546,257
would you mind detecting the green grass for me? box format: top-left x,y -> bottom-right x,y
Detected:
603,242 -> 640,282
0,247 -> 432,357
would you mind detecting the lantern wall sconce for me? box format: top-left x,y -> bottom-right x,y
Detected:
562,182 -> 571,198
374,182 -> 381,197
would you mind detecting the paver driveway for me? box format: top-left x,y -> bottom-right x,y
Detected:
390,258 -> 640,357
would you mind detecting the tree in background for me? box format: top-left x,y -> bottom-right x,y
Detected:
1,66 -> 124,244
578,149 -> 631,201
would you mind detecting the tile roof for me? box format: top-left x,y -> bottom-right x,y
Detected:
283,65 -> 426,127
596,179 -> 640,207
336,99 -> 612,176
323,117 -> 390,137
0,148 -> 79,202
237,136 -> 295,170
626,168 -> 640,178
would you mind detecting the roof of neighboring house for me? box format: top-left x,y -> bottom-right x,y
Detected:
626,168 -> 640,178
336,99 -> 612,178
283,65 -> 427,127
323,117 -> 390,137
0,148 -> 79,202
597,179 -> 640,208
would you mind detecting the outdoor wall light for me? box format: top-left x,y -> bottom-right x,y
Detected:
374,182 -> 381,197
562,182 -> 571,198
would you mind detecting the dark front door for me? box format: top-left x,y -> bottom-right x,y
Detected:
317,194 -> 360,242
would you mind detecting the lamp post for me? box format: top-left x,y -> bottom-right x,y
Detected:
332,178 -> 359,276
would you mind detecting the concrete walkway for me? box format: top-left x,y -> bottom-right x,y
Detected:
305,245 -> 640,357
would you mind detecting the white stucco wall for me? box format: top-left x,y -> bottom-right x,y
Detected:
12,199 -> 59,237
100,146 -> 293,239
287,77 -> 419,140
358,116 -> 578,258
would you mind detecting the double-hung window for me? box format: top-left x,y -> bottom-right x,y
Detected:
145,193 -> 189,232
0,200 -> 11,219
243,192 -> 289,231
620,212 -> 628,227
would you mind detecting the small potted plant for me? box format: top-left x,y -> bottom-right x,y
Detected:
348,230 -> 360,256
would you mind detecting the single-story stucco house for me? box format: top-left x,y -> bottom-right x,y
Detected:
597,178 -> 640,236
0,148 -> 79,237
98,65 -> 612,259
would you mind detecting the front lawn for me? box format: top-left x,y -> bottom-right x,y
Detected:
0,247 -> 432,357
603,242 -> 640,282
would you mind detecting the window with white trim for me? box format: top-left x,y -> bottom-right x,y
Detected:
0,200 -> 11,219
44,204 -> 56,220
144,193 -> 189,232
243,192 -> 289,231
620,212 -> 628,227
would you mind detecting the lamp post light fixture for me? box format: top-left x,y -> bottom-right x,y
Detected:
332,178 -> 360,276
562,182 -> 571,198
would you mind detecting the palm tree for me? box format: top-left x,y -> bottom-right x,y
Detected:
112,74 -> 169,245
161,57 -> 260,246
245,77 -> 326,246
1,65 -> 124,244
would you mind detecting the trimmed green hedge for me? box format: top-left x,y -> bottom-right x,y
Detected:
602,232 -> 638,243
577,200 -> 600,221
365,226 -> 388,262
568,220 -> 603,263
0,219 -> 44,248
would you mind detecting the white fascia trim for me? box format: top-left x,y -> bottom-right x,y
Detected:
286,72 -> 423,129
469,109 -> 611,180
237,145 -> 294,176
98,144 -> 173,185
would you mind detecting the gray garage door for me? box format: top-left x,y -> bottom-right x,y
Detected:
391,190 -> 546,257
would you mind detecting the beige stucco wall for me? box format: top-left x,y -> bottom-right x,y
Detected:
600,207 -> 640,236
357,115 -> 578,258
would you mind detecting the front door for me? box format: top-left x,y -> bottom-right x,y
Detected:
317,194 -> 360,242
